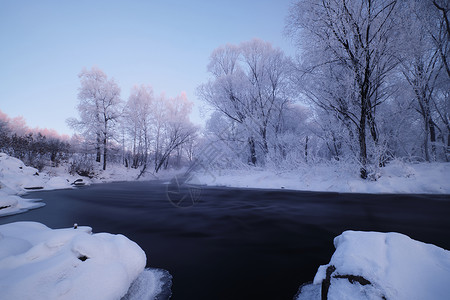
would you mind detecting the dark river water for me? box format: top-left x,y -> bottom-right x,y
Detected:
1,181 -> 449,300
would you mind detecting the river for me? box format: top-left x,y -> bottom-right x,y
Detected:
1,181 -> 449,300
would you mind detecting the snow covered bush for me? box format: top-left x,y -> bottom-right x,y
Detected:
69,155 -> 95,178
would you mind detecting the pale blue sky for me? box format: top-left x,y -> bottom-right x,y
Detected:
0,0 -> 296,135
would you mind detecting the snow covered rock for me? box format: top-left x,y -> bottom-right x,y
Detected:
0,222 -> 150,300
72,178 -> 86,186
296,231 -> 450,300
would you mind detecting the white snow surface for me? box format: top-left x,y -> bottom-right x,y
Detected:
0,221 -> 152,300
195,161 -> 450,194
0,153 -> 75,216
0,153 -> 75,194
0,152 -> 179,216
297,231 -> 450,300
0,191 -> 45,217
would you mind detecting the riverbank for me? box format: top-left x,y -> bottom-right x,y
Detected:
0,152 -> 180,216
194,161 -> 450,194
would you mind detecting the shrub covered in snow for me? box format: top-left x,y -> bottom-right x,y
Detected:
68,154 -> 95,178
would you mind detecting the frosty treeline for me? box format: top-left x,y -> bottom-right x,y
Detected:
199,0 -> 449,178
1,0 -> 448,180
67,67 -> 197,175
0,112 -> 71,171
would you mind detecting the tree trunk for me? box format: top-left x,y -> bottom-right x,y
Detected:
305,136 -> 309,163
103,137 -> 107,170
155,153 -> 168,173
261,125 -> 268,154
424,115 -> 430,162
248,137 -> 257,165
144,128 -> 148,167
447,133 -> 450,162
367,111 -> 378,143
132,130 -> 137,168
164,155 -> 169,169
359,112 -> 368,179
96,133 -> 101,163
155,160 -> 163,173
429,118 -> 436,161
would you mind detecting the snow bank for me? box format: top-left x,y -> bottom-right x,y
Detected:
195,161 -> 450,194
0,222 -> 169,300
296,231 -> 450,300
0,191 -> 44,217
0,152 -> 181,217
0,153 -> 79,194
0,153 -> 87,216
89,163 -> 187,184
0,153 -> 46,194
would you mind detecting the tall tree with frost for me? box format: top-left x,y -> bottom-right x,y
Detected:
287,0 -> 399,178
198,39 -> 293,165
397,0 -> 449,161
431,0 -> 450,79
123,85 -> 154,168
68,67 -> 122,170
153,93 -> 197,173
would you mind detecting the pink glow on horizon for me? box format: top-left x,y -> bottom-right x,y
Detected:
0,109 -> 70,141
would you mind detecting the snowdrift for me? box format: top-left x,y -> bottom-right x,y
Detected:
0,153 -> 80,216
296,231 -> 450,300
0,222 -> 171,300
0,153 -> 76,194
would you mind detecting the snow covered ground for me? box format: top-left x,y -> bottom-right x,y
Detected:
194,161 -> 450,194
0,154 -> 174,299
0,221 -> 171,300
0,191 -> 45,217
0,153 -> 78,216
85,163 -> 186,184
0,152 -> 181,216
0,153 -> 77,194
296,231 -> 450,300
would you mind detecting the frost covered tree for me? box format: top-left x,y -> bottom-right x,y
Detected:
120,88 -> 197,174
68,67 -> 122,170
153,93 -> 197,173
431,0 -> 450,79
393,0 -> 449,162
198,39 -> 293,165
123,85 -> 154,168
396,0 -> 448,161
287,0 -> 399,178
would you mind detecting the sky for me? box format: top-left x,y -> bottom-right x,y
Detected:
0,0 -> 296,136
